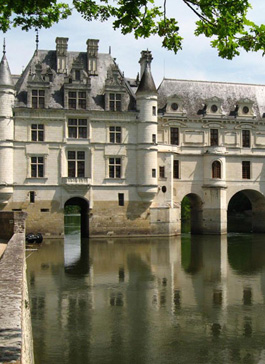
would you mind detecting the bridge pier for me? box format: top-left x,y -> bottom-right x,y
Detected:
202,186 -> 227,234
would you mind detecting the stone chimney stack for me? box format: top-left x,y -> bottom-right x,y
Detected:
86,39 -> 99,75
56,37 -> 68,74
139,50 -> 153,79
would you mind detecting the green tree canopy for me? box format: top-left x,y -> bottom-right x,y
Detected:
1,0 -> 265,59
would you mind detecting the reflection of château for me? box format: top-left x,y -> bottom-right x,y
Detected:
28,236 -> 265,363
1,37 -> 265,236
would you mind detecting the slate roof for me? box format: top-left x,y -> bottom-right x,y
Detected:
14,49 -> 136,110
136,64 -> 157,95
0,54 -> 14,87
158,78 -> 265,119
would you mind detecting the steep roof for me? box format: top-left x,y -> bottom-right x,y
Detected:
158,78 -> 265,119
15,49 -> 136,110
0,54 -> 14,87
136,64 -> 157,95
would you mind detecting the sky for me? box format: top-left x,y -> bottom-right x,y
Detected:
2,0 -> 265,87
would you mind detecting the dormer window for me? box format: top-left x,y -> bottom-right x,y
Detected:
211,104 -> 218,113
110,93 -> 121,111
32,89 -> 45,109
68,91 -> 86,109
171,103 -> 178,111
243,106 -> 249,114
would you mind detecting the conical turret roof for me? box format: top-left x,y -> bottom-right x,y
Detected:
0,54 -> 14,87
136,63 -> 157,95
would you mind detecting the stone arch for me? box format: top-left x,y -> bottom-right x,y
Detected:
64,197 -> 89,237
181,193 -> 203,234
227,189 -> 265,233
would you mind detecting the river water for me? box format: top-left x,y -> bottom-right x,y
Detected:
27,216 -> 265,364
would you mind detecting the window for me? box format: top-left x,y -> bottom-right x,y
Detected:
31,156 -> 44,178
109,126 -> 121,143
152,106 -> 157,116
30,191 -> 35,203
75,70 -> 81,81
68,151 -> 85,177
110,93 -> 121,111
210,129 -> 218,146
68,91 -> 86,109
68,119 -> 87,139
212,161 -> 221,179
152,134 -> 156,144
109,158 -> 121,178
173,160 -> 180,179
170,127 -> 179,145
31,124 -> 44,141
152,169 -> 156,178
242,161 -> 250,179
118,193 -> 124,206
242,130 -> 250,148
32,90 -> 45,109
159,166 -> 165,178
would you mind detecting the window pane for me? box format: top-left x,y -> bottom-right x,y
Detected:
69,127 -> 77,138
116,166 -> 121,178
78,119 -> 87,126
31,165 -> 37,177
77,161 -> 85,177
38,131 -> 44,141
38,164 -> 44,177
170,128 -> 179,145
173,160 -> 179,179
109,166 -> 114,178
77,151 -> 85,160
32,130 -> 37,141
68,161 -> 75,177
79,127 -> 87,138
39,90 -> 45,96
68,151 -> 76,160
68,119 -> 77,126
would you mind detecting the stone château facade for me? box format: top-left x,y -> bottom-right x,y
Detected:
1,37 -> 265,237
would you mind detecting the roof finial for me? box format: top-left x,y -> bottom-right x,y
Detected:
35,29 -> 39,52
3,38 -> 6,56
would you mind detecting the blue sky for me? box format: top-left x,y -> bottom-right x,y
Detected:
2,0 -> 265,87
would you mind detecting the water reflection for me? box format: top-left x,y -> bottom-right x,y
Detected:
27,230 -> 265,364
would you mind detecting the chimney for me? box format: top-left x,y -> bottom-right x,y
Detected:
139,50 -> 153,79
87,39 -> 99,75
56,37 -> 68,73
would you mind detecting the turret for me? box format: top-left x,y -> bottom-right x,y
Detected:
0,43 -> 14,204
136,50 -> 158,201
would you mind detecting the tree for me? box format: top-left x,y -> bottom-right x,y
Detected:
1,0 -> 265,59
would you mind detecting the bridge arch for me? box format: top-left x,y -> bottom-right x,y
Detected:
64,197 -> 89,238
181,193 -> 203,234
227,189 -> 265,233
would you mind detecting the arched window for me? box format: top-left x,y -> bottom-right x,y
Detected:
212,161 -> 221,179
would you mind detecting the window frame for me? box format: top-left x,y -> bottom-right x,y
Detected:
242,161 -> 251,179
31,156 -> 44,178
212,160 -> 221,179
210,129 -> 219,146
68,91 -> 87,110
68,119 -> 88,139
109,157 -> 121,179
32,89 -> 45,109
242,129 -> 250,148
170,127 -> 179,145
173,160 -> 180,179
109,93 -> 122,112
31,124 -> 44,142
67,150 -> 85,178
109,126 -> 122,143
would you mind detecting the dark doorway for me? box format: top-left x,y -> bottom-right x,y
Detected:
64,197 -> 89,238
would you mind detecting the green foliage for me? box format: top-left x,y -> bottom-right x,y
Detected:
181,196 -> 191,221
64,204 -> 81,214
1,0 -> 265,59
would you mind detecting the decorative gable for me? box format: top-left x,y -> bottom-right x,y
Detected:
236,98 -> 255,118
165,94 -> 186,115
104,64 -> 127,112
205,96 -> 224,116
